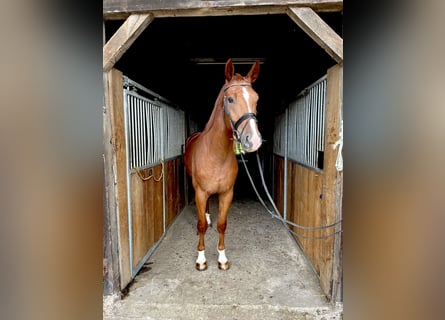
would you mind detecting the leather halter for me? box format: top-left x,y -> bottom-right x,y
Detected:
223,83 -> 257,140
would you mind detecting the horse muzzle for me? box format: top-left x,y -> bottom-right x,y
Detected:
240,132 -> 262,153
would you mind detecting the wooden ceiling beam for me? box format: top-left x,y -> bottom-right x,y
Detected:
287,7 -> 343,63
103,0 -> 343,20
103,13 -> 154,72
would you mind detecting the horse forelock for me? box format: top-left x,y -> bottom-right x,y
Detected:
229,73 -> 249,83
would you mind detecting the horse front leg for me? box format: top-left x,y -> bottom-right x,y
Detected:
217,189 -> 234,270
195,189 -> 209,271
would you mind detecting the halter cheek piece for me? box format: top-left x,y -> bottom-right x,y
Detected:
223,84 -> 257,142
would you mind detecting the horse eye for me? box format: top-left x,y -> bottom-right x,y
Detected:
227,97 -> 234,103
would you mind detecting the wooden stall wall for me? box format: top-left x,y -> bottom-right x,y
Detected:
273,159 -> 326,272
286,161 -> 325,271
105,68 -> 186,290
273,64 -> 342,301
165,157 -> 185,227
129,158 -> 185,269
273,156 -> 285,217
129,164 -> 163,269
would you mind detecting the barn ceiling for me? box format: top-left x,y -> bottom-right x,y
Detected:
105,13 -> 342,138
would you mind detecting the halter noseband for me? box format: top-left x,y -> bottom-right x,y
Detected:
223,83 -> 257,141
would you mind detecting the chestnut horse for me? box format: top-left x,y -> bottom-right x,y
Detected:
184,59 -> 262,271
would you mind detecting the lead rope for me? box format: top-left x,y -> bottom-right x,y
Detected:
239,152 -> 342,240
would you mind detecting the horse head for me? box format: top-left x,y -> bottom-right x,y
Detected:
223,59 -> 262,153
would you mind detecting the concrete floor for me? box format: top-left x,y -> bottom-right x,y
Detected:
103,197 -> 343,320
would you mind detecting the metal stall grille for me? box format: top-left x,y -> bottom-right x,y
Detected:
123,76 -> 185,277
275,75 -> 327,170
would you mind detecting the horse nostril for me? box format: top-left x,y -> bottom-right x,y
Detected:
244,135 -> 252,148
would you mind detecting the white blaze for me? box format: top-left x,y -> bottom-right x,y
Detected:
241,87 -> 261,150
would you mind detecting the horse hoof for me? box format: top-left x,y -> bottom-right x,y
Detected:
218,261 -> 230,270
196,262 -> 207,271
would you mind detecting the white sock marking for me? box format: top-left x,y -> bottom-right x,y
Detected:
197,250 -> 206,264
218,249 -> 228,264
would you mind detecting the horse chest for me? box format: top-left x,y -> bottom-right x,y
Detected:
194,157 -> 238,193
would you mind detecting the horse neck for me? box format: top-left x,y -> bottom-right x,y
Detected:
201,88 -> 233,157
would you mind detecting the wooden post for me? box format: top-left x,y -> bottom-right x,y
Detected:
105,68 -> 132,290
103,20 -> 121,294
103,70 -> 121,295
319,64 -> 343,302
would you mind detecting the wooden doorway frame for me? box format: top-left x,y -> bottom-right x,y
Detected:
102,0 -> 343,303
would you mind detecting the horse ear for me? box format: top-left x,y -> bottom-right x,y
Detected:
225,58 -> 234,81
246,60 -> 260,83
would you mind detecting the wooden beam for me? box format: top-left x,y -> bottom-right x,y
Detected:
103,0 -> 343,20
103,13 -> 154,72
320,64 -> 343,301
287,7 -> 343,64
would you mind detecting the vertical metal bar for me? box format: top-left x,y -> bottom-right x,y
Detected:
131,96 -> 136,167
144,101 -> 149,167
136,98 -> 142,167
287,105 -> 292,159
308,91 -> 313,167
166,109 -> 171,158
148,103 -> 152,165
140,99 -> 144,167
307,90 -> 311,167
131,96 -> 136,169
302,97 -> 305,164
321,80 -> 326,152
317,82 -> 323,153
123,90 -> 134,277
134,97 -> 139,168
160,107 -> 166,233
142,100 -> 147,167
283,107 -> 288,221
153,106 -> 157,163
301,98 -> 305,164
128,96 -> 132,168
156,106 -> 161,162
311,86 -> 316,167
148,103 -> 156,164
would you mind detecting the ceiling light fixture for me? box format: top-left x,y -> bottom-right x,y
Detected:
190,58 -> 266,65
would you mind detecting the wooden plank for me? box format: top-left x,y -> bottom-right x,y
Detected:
147,172 -> 155,249
131,171 -> 151,268
287,7 -> 343,64
103,71 -> 121,294
286,160 -> 324,274
153,164 -> 165,242
103,13 -> 154,72
319,64 -> 342,301
273,156 -> 285,214
104,0 -> 343,19
166,160 -> 174,227
107,68 -> 132,289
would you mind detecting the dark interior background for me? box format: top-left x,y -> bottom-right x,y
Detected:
105,13 -> 342,198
